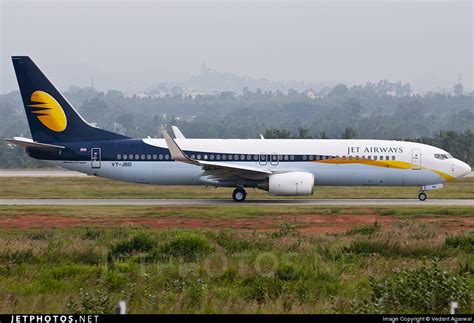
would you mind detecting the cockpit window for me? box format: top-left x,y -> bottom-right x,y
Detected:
434,153 -> 451,160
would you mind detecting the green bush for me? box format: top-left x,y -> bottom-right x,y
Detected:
242,276 -> 283,303
153,234 -> 212,261
213,231 -> 254,252
276,264 -> 300,281
109,233 -> 156,260
351,261 -> 471,313
445,235 -> 474,252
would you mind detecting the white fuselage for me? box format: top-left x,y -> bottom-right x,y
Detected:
47,138 -> 471,188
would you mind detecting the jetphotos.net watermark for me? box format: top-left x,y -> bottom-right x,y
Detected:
9,315 -> 99,323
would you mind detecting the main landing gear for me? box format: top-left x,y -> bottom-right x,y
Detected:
232,187 -> 247,202
418,191 -> 427,201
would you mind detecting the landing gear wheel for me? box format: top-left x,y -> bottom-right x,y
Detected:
232,187 -> 247,202
418,192 -> 427,201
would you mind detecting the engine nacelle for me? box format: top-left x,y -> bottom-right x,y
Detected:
268,172 -> 314,196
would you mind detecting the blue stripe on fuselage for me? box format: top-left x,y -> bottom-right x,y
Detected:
26,139 -> 335,162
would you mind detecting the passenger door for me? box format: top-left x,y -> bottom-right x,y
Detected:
91,148 -> 101,169
411,149 -> 421,170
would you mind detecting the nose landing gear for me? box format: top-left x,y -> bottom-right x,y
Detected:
232,187 -> 247,202
418,191 -> 427,201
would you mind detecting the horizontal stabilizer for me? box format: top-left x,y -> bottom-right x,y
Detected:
5,137 -> 65,152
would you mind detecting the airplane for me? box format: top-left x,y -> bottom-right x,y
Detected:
6,56 -> 471,202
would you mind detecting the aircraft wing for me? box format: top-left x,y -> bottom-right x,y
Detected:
5,137 -> 65,152
162,131 -> 271,180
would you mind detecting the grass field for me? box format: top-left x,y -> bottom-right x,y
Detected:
0,205 -> 472,314
0,176 -> 473,199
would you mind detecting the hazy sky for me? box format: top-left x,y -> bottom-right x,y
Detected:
1,0 -> 472,93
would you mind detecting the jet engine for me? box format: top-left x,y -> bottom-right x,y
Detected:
260,172 -> 314,196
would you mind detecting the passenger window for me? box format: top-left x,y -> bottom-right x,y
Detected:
253,155 -> 259,161
129,154 -> 133,160
303,155 -> 307,161
159,154 -> 163,160
290,155 -> 295,161
374,156 -> 377,160
152,154 -> 157,160
210,155 -> 215,160
386,156 -> 389,161
228,155 -> 232,160
355,156 -> 359,160
197,154 -> 201,159
141,154 -> 145,160
392,156 -> 395,160
117,154 -> 121,160
349,156 -> 353,160
235,155 -> 239,160
222,155 -> 227,160
284,155 -> 289,161
134,154 -> 139,160
241,155 -> 245,160
165,155 -> 170,160
379,156 -> 383,160
247,155 -> 251,160
204,155 -> 208,160
342,156 -> 346,160
123,154 -> 127,160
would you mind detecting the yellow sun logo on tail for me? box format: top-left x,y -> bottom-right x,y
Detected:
28,91 -> 67,132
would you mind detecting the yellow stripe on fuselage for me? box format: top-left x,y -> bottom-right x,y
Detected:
313,159 -> 455,181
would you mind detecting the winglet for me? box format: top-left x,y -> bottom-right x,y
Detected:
172,126 -> 186,139
162,130 -> 198,164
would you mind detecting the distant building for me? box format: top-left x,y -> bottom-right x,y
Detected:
305,89 -> 318,99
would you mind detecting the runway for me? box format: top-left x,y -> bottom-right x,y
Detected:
0,198 -> 473,206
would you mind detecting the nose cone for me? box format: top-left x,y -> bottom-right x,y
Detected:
455,159 -> 471,178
